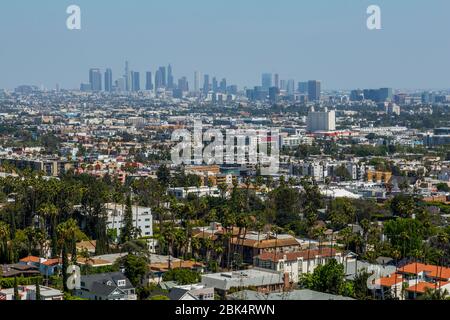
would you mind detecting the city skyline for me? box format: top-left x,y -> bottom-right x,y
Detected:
1,0 -> 450,90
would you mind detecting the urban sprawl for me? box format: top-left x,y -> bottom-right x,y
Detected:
0,64 -> 449,301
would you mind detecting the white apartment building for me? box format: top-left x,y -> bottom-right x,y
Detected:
168,186 -> 221,199
307,107 -> 336,132
105,203 -> 155,251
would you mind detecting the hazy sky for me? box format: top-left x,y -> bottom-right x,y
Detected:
1,0 -> 450,90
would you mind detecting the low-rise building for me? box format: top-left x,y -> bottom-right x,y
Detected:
201,268 -> 286,297
0,285 -> 63,301
74,272 -> 137,300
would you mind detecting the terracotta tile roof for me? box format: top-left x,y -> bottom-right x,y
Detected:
405,281 -> 450,294
398,263 -> 450,280
150,261 -> 205,272
19,256 -> 40,263
232,237 -> 300,249
256,247 -> 340,262
377,274 -> 403,287
76,258 -> 112,266
76,240 -> 97,251
42,258 -> 62,266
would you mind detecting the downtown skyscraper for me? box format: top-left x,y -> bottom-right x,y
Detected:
89,68 -> 102,92
308,80 -> 321,101
193,71 -> 201,93
131,71 -> 140,91
167,64 -> 174,89
146,72 -> 153,91
124,61 -> 131,92
104,68 -> 113,92
261,73 -> 272,91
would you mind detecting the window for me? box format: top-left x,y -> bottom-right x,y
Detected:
117,280 -> 126,287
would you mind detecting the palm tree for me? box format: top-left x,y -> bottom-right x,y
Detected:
0,221 -> 10,263
419,288 -> 449,300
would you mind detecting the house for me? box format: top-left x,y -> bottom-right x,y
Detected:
19,256 -> 62,277
76,240 -> 97,254
373,263 -> 450,300
0,285 -> 64,301
230,232 -> 302,264
0,264 -> 41,278
201,268 -> 287,297
148,254 -> 205,284
373,273 -> 404,299
74,272 -> 137,300
168,284 -> 214,301
253,247 -> 346,283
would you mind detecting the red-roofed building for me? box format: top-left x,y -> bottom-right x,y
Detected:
19,256 -> 62,277
254,247 -> 348,284
372,262 -> 450,300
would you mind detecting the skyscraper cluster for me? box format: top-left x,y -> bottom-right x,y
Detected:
245,73 -> 322,103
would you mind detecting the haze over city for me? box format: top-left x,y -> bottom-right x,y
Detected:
1,0 -> 450,90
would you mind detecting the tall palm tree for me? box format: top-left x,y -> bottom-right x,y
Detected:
0,221 -> 10,263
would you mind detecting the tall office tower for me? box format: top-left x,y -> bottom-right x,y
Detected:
269,87 -> 280,103
212,77 -> 218,92
274,74 -> 279,89
203,74 -> 210,93
167,64 -> 174,89
158,66 -> 167,87
307,107 -> 336,132
308,80 -> 321,101
280,80 -> 287,91
104,68 -> 113,92
261,73 -> 272,91
287,79 -> 295,95
219,78 -> 227,93
298,82 -> 308,94
193,71 -> 201,92
178,77 -> 189,92
378,88 -> 393,102
131,71 -> 140,91
89,68 -> 102,92
145,72 -> 153,91
155,69 -> 163,89
124,61 -> 130,92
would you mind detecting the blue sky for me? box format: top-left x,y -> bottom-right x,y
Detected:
1,0 -> 449,90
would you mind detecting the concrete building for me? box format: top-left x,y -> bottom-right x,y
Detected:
105,203 -> 154,250
307,108 -> 336,132
201,268 -> 286,297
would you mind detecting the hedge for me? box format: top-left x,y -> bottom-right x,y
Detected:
0,276 -> 43,289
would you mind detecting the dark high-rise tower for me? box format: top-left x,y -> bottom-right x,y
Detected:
89,68 -> 102,92
203,74 -> 210,93
261,73 -> 272,91
212,77 -> 218,92
155,69 -> 163,89
308,80 -> 321,101
124,61 -> 130,92
131,71 -> 140,91
146,72 -> 153,91
158,66 -> 167,88
220,78 -> 227,93
104,68 -> 113,92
